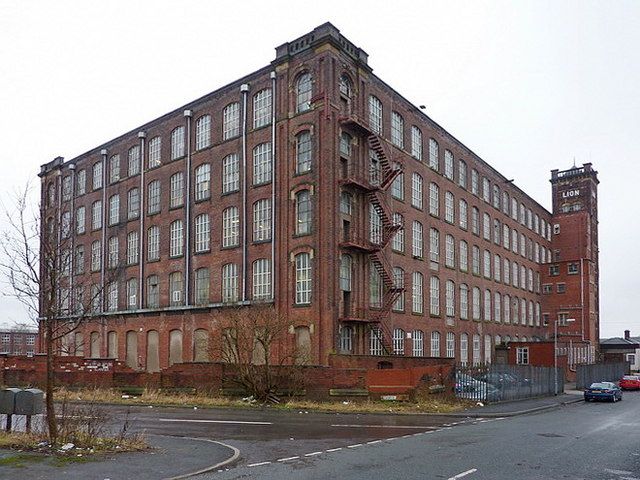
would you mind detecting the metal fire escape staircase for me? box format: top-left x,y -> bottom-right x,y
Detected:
340,129 -> 405,354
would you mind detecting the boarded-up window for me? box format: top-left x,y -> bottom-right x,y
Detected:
294,326 -> 311,364
125,330 -> 137,370
193,329 -> 210,362
169,330 -> 183,366
75,332 -> 84,356
90,331 -> 100,358
146,330 -> 160,373
107,331 -> 118,359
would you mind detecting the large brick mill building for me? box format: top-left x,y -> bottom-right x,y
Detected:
38,23 -> 600,371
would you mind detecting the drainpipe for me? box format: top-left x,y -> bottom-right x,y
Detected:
184,109 -> 193,306
137,132 -> 146,309
100,148 -> 107,311
580,257 -> 585,342
240,83 -> 249,302
270,71 -> 277,301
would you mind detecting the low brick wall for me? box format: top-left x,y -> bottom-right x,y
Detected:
1,354 -> 451,400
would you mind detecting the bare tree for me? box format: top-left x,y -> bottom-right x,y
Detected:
218,304 -> 309,402
0,184 -> 119,443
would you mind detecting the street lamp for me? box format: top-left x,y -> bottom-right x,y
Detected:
554,317 -> 575,395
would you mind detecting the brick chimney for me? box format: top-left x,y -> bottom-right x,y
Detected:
625,330 -> 630,340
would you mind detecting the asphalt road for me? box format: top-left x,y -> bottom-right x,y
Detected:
172,392 -> 639,480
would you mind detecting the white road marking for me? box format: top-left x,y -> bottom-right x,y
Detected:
331,424 -> 436,429
247,462 -> 271,467
386,437 -> 399,441
347,443 -> 363,448
277,456 -> 300,462
326,447 -> 342,452
304,451 -> 323,457
604,468 -> 635,475
367,440 -> 382,445
447,468 -> 478,479
158,418 -> 272,425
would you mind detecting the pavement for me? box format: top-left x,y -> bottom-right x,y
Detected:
0,389 -> 585,479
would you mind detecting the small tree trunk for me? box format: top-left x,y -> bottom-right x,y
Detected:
45,320 -> 57,444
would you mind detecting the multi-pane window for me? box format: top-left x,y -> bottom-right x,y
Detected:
444,191 -> 454,223
90,240 -> 101,271
502,191 -> 510,214
339,74 -> 352,97
61,211 -> 71,238
76,169 -> 86,195
147,226 -> 160,261
91,200 -> 102,230
446,332 -> 455,358
391,111 -> 404,148
458,160 -> 467,188
445,234 -> 455,268
74,245 -> 84,275
295,190 -> 312,235
339,326 -> 353,354
126,278 -> 138,309
253,143 -> 272,185
195,164 -> 211,201
459,240 -> 468,271
368,95 -> 383,134
411,126 -> 422,160
392,328 -> 405,355
391,170 -> 404,200
369,204 -> 382,244
296,131 -> 312,173
392,213 -> 404,252
494,292 -> 502,322
471,207 -> 479,235
512,229 -> 518,253
369,149 -> 381,186
472,245 -> 480,275
170,172 -> 184,208
107,282 -> 118,312
483,289 -> 491,321
411,173 -> 423,209
148,136 -> 161,168
194,213 -> 210,252
169,271 -> 184,306
483,213 -> 490,240
472,287 -> 481,321
339,255 -> 352,292
392,267 -> 405,311
222,263 -> 239,303
109,155 -> 120,183
108,237 -> 119,268
460,284 -> 469,320
147,180 -> 161,214
195,115 -> 211,150
504,295 -> 511,323
369,266 -> 382,308
76,206 -> 86,234
253,88 -> 272,128
493,219 -> 501,245
473,334 -> 481,364
445,280 -> 455,317
494,254 -> 501,282
512,262 -> 519,287
109,194 -> 120,225
171,126 -> 185,160
412,330 -> 424,356
222,102 -> 240,140
483,250 -> 491,278
127,231 -> 139,265
428,138 -> 439,171
93,162 -> 103,190
482,178 -> 490,203
370,328 -> 383,356
471,169 -> 479,195
412,221 -> 423,258
459,199 -> 468,230
170,220 -> 184,257
222,207 -> 239,247
429,228 -> 440,263
296,73 -> 313,112
194,268 -> 210,305
295,252 -> 312,305
412,272 -> 423,314
127,146 -> 140,177
253,199 -> 272,241
460,333 -> 469,364
431,331 -> 441,357
503,224 -> 510,249
340,132 -> 352,157
430,276 -> 440,316
253,258 -> 272,300
429,182 -> 439,216
493,185 -> 500,209
444,150 -> 454,180
222,153 -> 240,193
147,275 -> 159,308
62,176 -> 72,200
127,188 -> 140,219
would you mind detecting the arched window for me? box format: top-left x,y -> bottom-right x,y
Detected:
195,115 -> 211,150
412,272 -> 423,314
128,146 -> 140,176
412,330 -> 424,356
429,182 -> 439,216
253,142 -> 272,185
195,163 -> 211,201
391,111 -> 404,148
339,254 -> 352,292
295,252 -> 312,305
253,89 -> 272,128
411,126 -> 423,160
222,102 -> 240,140
146,275 -> 159,308
296,131 -> 312,173
169,271 -> 184,306
296,72 -> 313,112
429,138 -> 439,171
460,333 -> 469,365
339,325 -> 353,353
148,137 -> 161,168
294,190 -> 311,236
430,331 -> 441,357
392,267 -> 405,311
194,213 -> 210,252
446,332 -> 455,358
339,74 -> 352,98
194,268 -> 210,305
253,199 -> 272,241
368,95 -> 383,134
222,263 -> 239,303
393,328 -> 405,355
170,220 -> 184,257
460,284 -> 469,320
222,207 -> 239,247
252,258 -> 272,300
171,126 -> 185,160
445,280 -> 455,317
109,154 -> 120,183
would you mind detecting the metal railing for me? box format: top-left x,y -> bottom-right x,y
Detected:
454,363 -> 564,403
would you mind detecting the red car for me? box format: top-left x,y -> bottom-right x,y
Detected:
619,375 -> 640,390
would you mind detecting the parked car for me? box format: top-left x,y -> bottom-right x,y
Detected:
455,372 -> 502,402
475,372 -> 519,389
619,375 -> 640,390
584,382 -> 623,402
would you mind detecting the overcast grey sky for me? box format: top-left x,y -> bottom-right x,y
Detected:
0,0 -> 638,337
